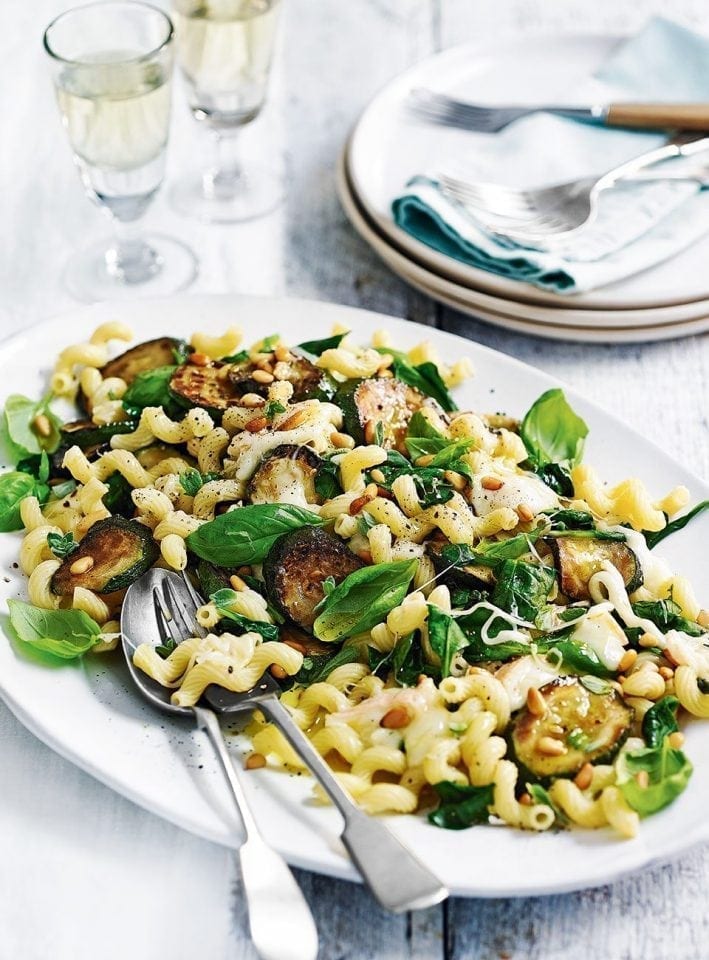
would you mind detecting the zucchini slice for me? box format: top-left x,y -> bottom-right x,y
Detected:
51,420 -> 138,479
263,527 -> 364,631
103,337 -> 190,382
169,361 -> 243,414
229,353 -> 335,402
427,541 -> 496,589
337,377 -> 427,452
511,676 -> 633,779
247,444 -> 323,506
550,537 -> 642,600
50,517 -> 159,596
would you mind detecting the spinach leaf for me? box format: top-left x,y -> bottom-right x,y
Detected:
545,509 -> 595,530
620,740 -> 692,816
406,410 -> 446,442
295,645 -> 361,685
0,471 -> 40,531
376,349 -> 457,412
179,469 -> 221,497
642,696 -> 680,748
7,600 -> 102,659
440,531 -> 542,572
297,333 -> 347,357
644,500 -> 709,550
448,583 -> 489,611
548,638 -> 613,678
313,559 -> 418,643
47,531 -> 78,559
428,781 -> 493,830
314,457 -> 342,501
405,437 -> 475,478
538,463 -> 574,497
222,349 -> 249,363
369,632 -> 430,687
210,588 -> 279,641
4,393 -> 61,459
520,388 -> 588,472
122,365 -> 177,416
457,606 -> 536,663
631,599 -> 704,638
490,559 -> 556,622
427,605 -> 469,678
368,451 -> 455,509
186,504 -> 325,566
103,472 -> 134,516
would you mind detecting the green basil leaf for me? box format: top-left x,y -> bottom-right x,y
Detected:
428,781 -> 493,830
296,332 -> 347,357
537,462 -> 574,497
179,469 -> 221,498
7,599 -> 102,659
406,410 -> 446,442
456,606 -> 536,663
260,334 -> 280,352
187,504 -> 325,566
222,349 -> 250,363
549,638 -> 613,678
103,472 -> 134,516
377,349 -> 457,412
122,365 -> 177,416
314,458 -> 342,501
427,605 -> 469,678
544,509 -> 595,530
631,599 -> 705,638
520,388 -> 588,471
440,531 -> 542,572
47,531 -> 78,559
620,741 -> 692,815
264,400 -> 286,421
491,559 -> 556,623
642,696 -> 680,748
313,559 -> 418,643
210,588 -> 279,641
0,471 -> 40,531
369,452 -> 455,509
4,394 -> 61,459
644,500 -> 709,550
295,646 -> 360,685
368,631 -> 428,687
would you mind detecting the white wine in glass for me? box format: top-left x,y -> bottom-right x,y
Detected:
44,2 -> 198,302
171,0 -> 284,222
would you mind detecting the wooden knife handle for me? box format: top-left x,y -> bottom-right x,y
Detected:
607,103 -> 709,130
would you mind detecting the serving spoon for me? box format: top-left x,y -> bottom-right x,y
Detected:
121,569 -> 448,915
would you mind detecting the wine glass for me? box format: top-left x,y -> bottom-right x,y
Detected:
44,1 -> 198,302
170,0 -> 284,222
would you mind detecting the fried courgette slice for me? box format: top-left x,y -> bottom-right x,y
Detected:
229,353 -> 335,402
550,537 -> 642,600
50,517 -> 159,596
263,527 -> 364,631
337,377 -> 427,452
247,444 -> 323,505
169,361 -> 243,414
426,540 -> 496,589
511,677 -> 633,779
51,419 -> 138,479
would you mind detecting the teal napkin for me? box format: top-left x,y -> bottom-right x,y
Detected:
392,18 -> 709,294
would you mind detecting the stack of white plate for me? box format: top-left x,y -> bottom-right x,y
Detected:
338,33 -> 709,343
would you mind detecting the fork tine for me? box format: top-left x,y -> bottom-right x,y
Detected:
162,577 -> 198,641
152,585 -> 182,646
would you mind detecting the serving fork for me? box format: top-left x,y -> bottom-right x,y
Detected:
408,88 -> 709,134
121,569 -> 448,923
438,135 -> 709,243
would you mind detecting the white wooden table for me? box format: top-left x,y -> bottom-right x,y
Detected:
2,1 -> 709,958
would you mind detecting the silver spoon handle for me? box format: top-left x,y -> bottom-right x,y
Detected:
194,706 -> 318,960
259,697 -> 448,913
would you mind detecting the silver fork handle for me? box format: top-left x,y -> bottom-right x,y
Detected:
259,697 -> 448,913
600,136 -> 709,190
195,707 -> 318,960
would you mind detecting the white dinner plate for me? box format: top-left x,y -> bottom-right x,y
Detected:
349,33 -> 709,311
1,294 -> 708,898
337,152 -> 709,343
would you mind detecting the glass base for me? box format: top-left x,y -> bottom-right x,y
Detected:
63,234 -> 198,302
170,164 -> 283,223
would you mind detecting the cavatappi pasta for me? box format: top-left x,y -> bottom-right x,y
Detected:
3,322 -> 708,841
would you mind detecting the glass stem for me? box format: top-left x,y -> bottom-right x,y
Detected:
105,218 -> 162,284
203,129 -> 244,201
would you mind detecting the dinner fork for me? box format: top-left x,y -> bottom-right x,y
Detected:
121,569 -> 448,916
408,88 -> 709,133
438,135 -> 709,243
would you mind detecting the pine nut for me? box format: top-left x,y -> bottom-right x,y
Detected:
378,369 -> 394,378
526,687 -> 547,716
639,632 -> 658,648
245,753 -> 266,770
252,369 -> 275,384
241,393 -> 266,408
618,649 -> 638,673
443,470 -> 467,491
380,707 -> 410,729
363,421 -> 377,444
481,475 -> 503,491
245,416 -> 268,433
668,731 -> 685,749
376,486 -> 392,500
548,724 -> 565,736
283,639 -> 307,655
331,431 -> 355,449
519,793 -> 532,807
237,566 -> 252,576
270,664 -> 287,680
229,574 -> 247,592
659,666 -> 674,680
574,763 -> 594,791
70,556 -> 94,575
272,361 -> 291,381
190,352 -> 210,366
255,358 -> 274,372
349,493 -> 373,515
279,409 -> 309,431
376,353 -> 393,370
697,609 -> 709,629
274,344 -> 292,363
538,736 -> 567,757
635,770 -> 649,789
357,548 -> 373,564
364,482 -> 378,498
516,504 -> 534,523
416,454 -> 435,467
32,413 -> 52,437
370,468 -> 386,484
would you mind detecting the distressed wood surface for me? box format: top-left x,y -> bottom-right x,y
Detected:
1,1 -> 708,958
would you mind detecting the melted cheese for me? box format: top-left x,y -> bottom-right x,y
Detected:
470,472 -> 559,517
570,606 -> 627,670
495,655 -> 559,711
